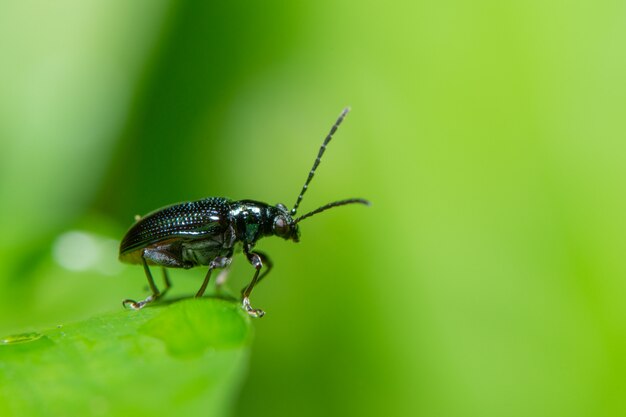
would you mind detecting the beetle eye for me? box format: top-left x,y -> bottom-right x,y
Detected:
273,216 -> 289,237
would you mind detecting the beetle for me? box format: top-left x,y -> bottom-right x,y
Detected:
119,107 -> 369,317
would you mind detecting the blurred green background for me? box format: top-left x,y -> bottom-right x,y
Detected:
1,0 -> 625,416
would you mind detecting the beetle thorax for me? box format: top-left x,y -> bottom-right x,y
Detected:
229,200 -> 299,244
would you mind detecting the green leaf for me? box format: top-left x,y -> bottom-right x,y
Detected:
0,298 -> 252,417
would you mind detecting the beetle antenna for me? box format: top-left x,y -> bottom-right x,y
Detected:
291,107 -> 351,215
295,198 -> 370,224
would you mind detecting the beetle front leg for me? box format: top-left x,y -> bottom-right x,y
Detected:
242,249 -> 272,318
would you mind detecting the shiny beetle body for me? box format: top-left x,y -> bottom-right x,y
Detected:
119,108 -> 368,317
120,198 -> 298,267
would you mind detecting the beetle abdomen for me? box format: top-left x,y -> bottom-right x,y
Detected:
119,197 -> 232,256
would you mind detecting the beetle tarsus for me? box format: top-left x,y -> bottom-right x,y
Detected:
242,297 -> 265,318
122,295 -> 155,310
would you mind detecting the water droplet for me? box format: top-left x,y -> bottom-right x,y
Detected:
0,332 -> 43,345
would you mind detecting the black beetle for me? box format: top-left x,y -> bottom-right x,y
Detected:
119,108 -> 369,317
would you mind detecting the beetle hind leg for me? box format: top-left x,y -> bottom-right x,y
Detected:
123,257 -> 164,310
160,267 -> 172,296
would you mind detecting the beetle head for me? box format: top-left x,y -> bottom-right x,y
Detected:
272,203 -> 300,242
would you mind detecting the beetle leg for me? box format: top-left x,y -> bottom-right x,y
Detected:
255,251 -> 273,285
240,250 -> 272,294
241,250 -> 271,318
161,267 -> 171,295
123,257 -> 161,310
196,256 -> 231,298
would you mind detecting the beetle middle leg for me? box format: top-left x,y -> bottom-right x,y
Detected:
195,256 -> 232,298
242,249 -> 272,318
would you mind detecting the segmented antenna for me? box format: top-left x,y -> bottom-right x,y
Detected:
291,107 -> 351,215
295,198 -> 370,224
